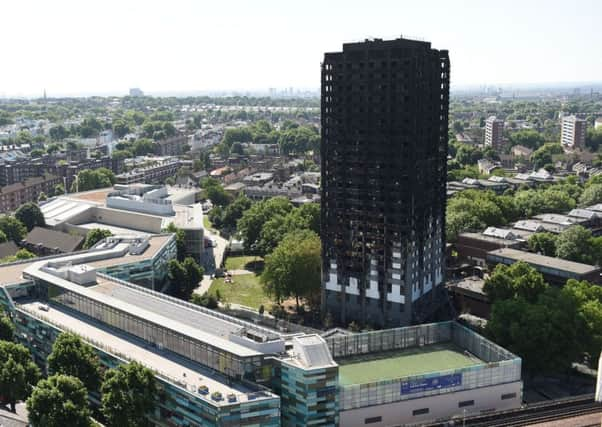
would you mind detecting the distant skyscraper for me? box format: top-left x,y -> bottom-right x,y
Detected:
321,37 -> 450,328
129,88 -> 144,97
484,116 -> 504,150
561,115 -> 586,150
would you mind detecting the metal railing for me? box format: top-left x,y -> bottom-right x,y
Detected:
16,304 -> 274,406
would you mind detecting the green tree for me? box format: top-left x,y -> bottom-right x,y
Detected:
257,203 -> 320,255
527,232 -> 557,256
27,374 -> 92,427
72,168 -> 115,192
54,184 -> 65,196
508,129 -> 545,149
237,197 -> 293,252
483,262 -> 548,304
46,143 -> 62,154
168,258 -> 204,299
15,248 -> 35,260
0,341 -> 40,412
579,183 -> 602,207
555,225 -> 594,264
261,229 -> 321,308
0,230 -> 7,244
0,216 -> 27,242
112,119 -> 131,138
163,223 -> 186,260
83,228 -> 112,249
49,125 -> 69,141
218,196 -> 252,230
111,149 -> 133,161
190,292 -> 219,309
30,148 -> 45,158
202,181 -> 232,207
531,143 -> 562,170
486,289 -> 582,374
0,311 -> 14,341
47,333 -> 101,391
585,128 -> 602,152
168,259 -> 187,296
101,362 -> 157,427
133,138 -> 155,156
15,202 -> 46,231
182,257 -> 204,299
565,279 -> 602,363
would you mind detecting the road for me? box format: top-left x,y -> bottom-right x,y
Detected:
194,226 -> 228,296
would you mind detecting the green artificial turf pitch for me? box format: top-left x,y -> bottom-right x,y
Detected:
338,343 -> 482,386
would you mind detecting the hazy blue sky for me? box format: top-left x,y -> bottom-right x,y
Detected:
1,0 -> 600,96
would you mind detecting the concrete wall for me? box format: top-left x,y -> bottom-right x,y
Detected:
339,381 -> 522,427
90,207 -> 163,233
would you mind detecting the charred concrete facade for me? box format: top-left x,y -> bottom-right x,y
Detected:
321,38 -> 449,328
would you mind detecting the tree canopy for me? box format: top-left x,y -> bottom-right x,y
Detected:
0,216 -> 27,242
72,168 -> 115,192
579,183 -> 602,207
47,332 -> 101,391
527,232 -> 557,257
237,197 -> 294,253
27,374 -> 92,427
261,229 -> 321,308
0,310 -> 14,341
101,362 -> 157,427
508,129 -> 545,150
15,202 -> 45,232
555,225 -> 597,265
0,341 -> 41,411
483,262 -> 548,304
208,195 -> 252,231
83,228 -> 112,249
168,257 -> 204,299
486,287 -> 582,373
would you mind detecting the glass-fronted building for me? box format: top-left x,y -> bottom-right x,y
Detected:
0,233 -> 521,427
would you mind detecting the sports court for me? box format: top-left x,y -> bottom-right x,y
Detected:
338,342 -> 483,386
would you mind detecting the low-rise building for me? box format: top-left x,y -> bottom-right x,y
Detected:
154,135 -> 188,156
487,247 -> 602,285
477,159 -> 500,175
447,276 -> 490,319
455,229 -> 524,266
40,185 -> 204,264
116,157 -> 181,185
511,145 -> 533,158
22,226 -> 84,255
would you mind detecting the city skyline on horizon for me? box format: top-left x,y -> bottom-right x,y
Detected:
1,0 -> 600,97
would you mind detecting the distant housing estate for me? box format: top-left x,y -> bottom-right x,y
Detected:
0,174 -> 61,213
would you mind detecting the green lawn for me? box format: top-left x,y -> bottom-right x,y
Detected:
338,343 -> 482,386
224,255 -> 264,272
208,273 -> 271,310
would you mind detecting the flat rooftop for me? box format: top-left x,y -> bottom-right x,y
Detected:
71,188 -> 113,203
0,234 -> 172,286
17,302 -> 274,405
337,343 -> 483,386
488,248 -> 600,275
91,279 -> 246,340
77,222 -> 151,237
